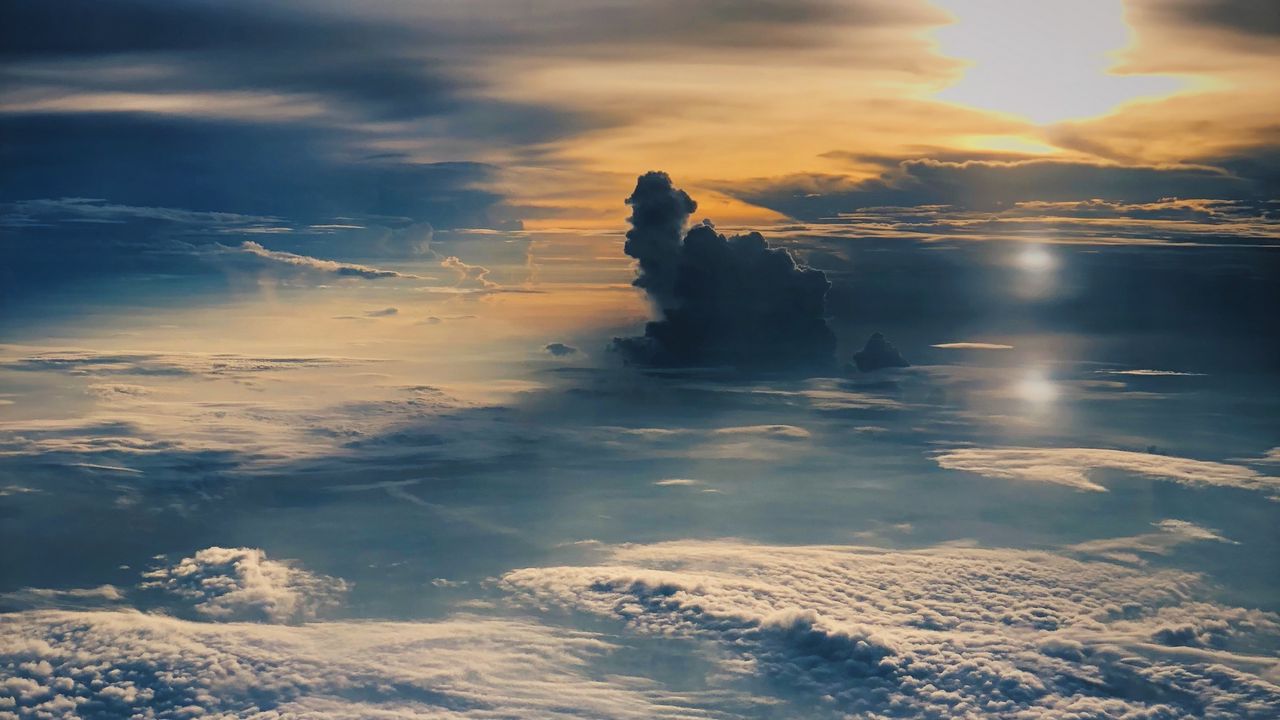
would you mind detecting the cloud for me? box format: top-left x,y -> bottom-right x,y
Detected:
1250,448 -> 1280,464
0,485 -> 40,498
849,332 -> 910,372
576,417 -> 824,463
1067,519 -> 1237,565
932,342 -> 1013,350
224,241 -> 417,280
0,346 -> 356,379
139,547 -> 348,624
0,585 -> 125,612
619,170 -> 698,307
932,446 -> 1280,497
0,113 -> 519,226
441,255 -> 498,289
503,539 -> 1280,719
0,610 -> 708,719
710,424 -> 810,440
85,383 -> 153,400
544,342 -> 579,357
0,197 -> 285,230
363,307 -> 399,318
0,0 -> 609,132
613,172 -> 835,370
727,158 -> 1260,221
1097,369 -> 1206,377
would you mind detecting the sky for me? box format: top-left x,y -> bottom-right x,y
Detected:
1,1 -> 1278,718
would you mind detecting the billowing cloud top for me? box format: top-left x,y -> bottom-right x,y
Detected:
140,546 -> 348,623
615,172 -> 835,370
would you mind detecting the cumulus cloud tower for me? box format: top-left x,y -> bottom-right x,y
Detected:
616,172 -> 836,369
623,170 -> 698,308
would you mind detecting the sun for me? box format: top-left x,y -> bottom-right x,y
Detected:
929,0 -> 1184,124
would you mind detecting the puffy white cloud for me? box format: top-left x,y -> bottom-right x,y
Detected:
441,256 -> 498,289
932,446 -> 1280,497
0,611 -> 710,719
140,547 -> 348,624
503,540 -> 1280,719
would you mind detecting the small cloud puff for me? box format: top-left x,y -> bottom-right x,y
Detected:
441,255 -> 498,289
140,546 -> 348,624
544,342 -> 579,357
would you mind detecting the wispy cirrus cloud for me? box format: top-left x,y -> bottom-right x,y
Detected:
220,240 -> 420,280
932,446 -> 1280,497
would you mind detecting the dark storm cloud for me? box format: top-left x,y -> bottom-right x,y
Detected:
614,173 -> 835,370
1140,0 -> 1280,39
725,158 -> 1257,221
622,171 -> 699,307
850,333 -> 910,373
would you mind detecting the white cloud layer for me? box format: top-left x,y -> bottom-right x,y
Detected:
503,540 -> 1280,719
0,611 -> 711,720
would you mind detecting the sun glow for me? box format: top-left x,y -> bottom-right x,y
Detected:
1017,246 -> 1056,273
1016,369 -> 1060,406
930,0 -> 1184,124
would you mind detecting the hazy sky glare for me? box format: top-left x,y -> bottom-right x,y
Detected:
931,0 -> 1187,123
